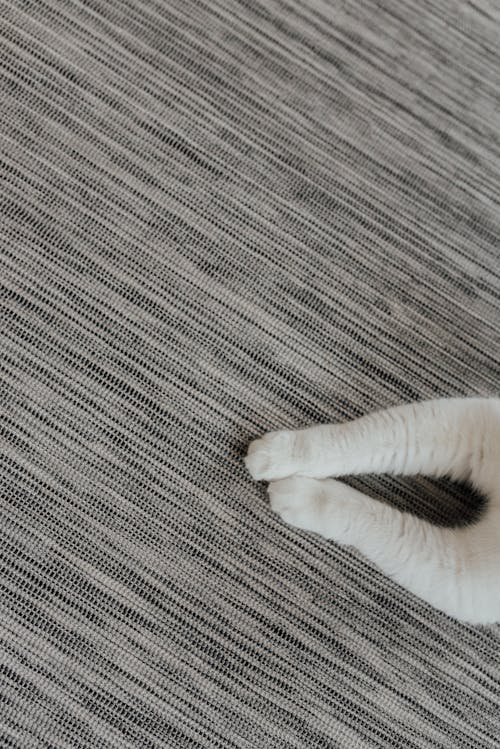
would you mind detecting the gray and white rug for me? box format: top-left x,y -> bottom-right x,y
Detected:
1,1 -> 499,746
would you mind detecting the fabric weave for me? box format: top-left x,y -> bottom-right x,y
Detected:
1,1 -> 499,747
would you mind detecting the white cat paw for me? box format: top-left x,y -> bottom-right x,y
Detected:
268,477 -> 358,543
268,477 -> 326,533
245,430 -> 300,481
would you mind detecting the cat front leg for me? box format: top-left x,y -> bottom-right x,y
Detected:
246,398 -> 499,490
268,476 -> 500,624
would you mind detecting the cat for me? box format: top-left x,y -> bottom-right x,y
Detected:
245,398 -> 500,624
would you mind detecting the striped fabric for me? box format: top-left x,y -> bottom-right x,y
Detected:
1,0 -> 499,746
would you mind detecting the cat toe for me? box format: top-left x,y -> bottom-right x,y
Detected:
245,430 -> 298,481
268,477 -> 324,532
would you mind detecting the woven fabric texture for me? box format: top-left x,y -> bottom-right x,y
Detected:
1,1 -> 499,747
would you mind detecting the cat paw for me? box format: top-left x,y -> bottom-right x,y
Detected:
268,477 -> 326,533
245,430 -> 300,481
268,477 -> 357,543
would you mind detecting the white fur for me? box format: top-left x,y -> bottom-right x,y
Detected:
245,398 -> 500,624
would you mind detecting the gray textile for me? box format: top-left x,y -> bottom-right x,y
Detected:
1,0 -> 499,746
